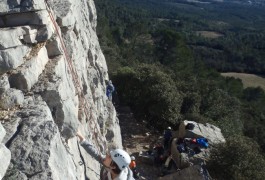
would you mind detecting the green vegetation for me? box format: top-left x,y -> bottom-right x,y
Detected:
113,65 -> 183,128
95,0 -> 265,178
207,136 -> 265,180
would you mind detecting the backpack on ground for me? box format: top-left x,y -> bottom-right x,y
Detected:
177,144 -> 186,153
185,123 -> 195,130
196,138 -> 209,148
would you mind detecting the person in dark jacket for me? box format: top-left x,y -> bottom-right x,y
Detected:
106,80 -> 115,101
163,127 -> 172,150
76,131 -> 134,180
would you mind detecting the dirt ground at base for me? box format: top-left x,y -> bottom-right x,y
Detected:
117,105 -> 164,180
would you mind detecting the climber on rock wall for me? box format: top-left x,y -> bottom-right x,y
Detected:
106,80 -> 115,101
76,131 -> 135,180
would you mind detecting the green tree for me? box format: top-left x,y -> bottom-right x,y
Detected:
200,89 -> 242,137
208,136 -> 265,180
113,64 -> 183,129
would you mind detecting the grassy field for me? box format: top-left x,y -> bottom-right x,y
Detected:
195,31 -> 224,39
221,72 -> 265,90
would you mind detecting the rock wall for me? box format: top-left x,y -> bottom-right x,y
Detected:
0,123 -> 11,179
0,0 -> 122,179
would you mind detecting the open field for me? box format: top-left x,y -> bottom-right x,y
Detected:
196,31 -> 224,39
221,72 -> 265,90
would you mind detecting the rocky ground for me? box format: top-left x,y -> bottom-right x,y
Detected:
117,106 -> 163,180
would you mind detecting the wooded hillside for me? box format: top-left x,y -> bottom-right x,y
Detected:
95,0 -> 265,179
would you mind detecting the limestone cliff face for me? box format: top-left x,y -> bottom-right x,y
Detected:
0,0 -> 122,179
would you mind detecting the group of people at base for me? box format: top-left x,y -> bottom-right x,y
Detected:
76,131 -> 139,180
153,124 -> 209,175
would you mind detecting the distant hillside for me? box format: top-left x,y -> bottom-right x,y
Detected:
162,0 -> 265,6
221,72 -> 265,90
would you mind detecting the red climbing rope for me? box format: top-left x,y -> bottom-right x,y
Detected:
44,0 -> 105,151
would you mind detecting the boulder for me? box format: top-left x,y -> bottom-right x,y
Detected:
0,45 -> 29,73
45,36 -> 63,57
52,0 -> 75,28
0,25 -> 50,47
178,120 -> 225,145
22,27 -> 38,44
9,46 -> 49,91
36,22 -> 54,42
0,88 -> 24,110
0,28 -> 24,49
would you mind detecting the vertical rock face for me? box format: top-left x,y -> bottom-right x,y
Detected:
0,0 -> 123,179
0,123 -> 11,179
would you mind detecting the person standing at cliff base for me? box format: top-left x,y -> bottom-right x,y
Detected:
76,131 -> 135,180
163,127 -> 172,150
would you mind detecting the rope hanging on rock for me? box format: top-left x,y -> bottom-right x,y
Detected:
44,0 -> 105,152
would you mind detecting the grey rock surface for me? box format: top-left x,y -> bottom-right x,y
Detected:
9,46 -> 49,91
0,45 -> 29,73
0,75 -> 9,95
33,55 -> 79,139
0,124 -> 11,180
0,28 -> 24,48
45,36 -> 63,57
178,120 -> 226,145
2,117 -> 20,144
0,144 -> 11,180
3,96 -> 76,180
0,88 -> 24,110
0,123 -> 6,142
0,0 -> 46,15
0,0 -> 121,179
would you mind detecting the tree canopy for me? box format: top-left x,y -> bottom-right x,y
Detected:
95,0 -> 265,177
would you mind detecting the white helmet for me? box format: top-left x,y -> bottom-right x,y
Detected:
167,126 -> 171,130
110,149 -> 131,170
131,156 -> 135,160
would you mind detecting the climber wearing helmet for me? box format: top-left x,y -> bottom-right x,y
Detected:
129,156 -> 136,170
129,156 -> 140,179
76,131 -> 134,180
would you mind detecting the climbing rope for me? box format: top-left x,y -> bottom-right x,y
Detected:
44,0 -> 105,152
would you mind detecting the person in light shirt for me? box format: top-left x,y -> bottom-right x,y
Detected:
76,131 -> 134,180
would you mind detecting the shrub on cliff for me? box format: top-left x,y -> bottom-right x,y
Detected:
200,88 -> 243,137
207,136 -> 265,180
113,64 -> 183,129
